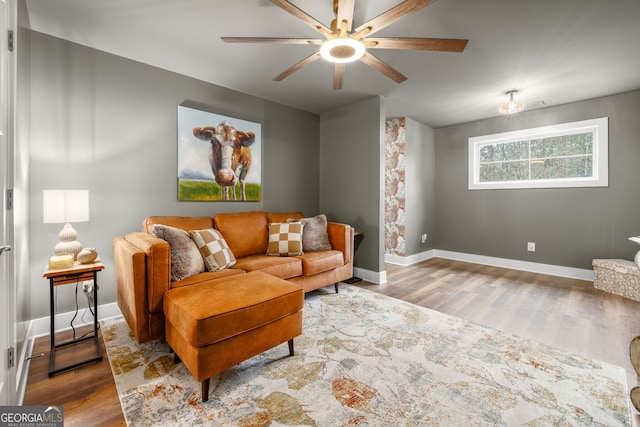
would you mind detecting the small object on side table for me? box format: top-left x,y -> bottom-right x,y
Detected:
43,260 -> 104,376
77,247 -> 98,264
48,254 -> 74,269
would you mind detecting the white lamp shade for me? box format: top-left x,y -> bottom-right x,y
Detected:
43,190 -> 90,223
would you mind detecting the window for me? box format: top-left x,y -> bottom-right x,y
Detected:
468,117 -> 608,190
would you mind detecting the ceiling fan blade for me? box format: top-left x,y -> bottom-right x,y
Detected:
359,52 -> 407,83
222,37 -> 323,45
335,0 -> 356,31
333,63 -> 345,90
367,37 -> 468,52
273,52 -> 322,81
354,0 -> 436,36
272,0 -> 332,35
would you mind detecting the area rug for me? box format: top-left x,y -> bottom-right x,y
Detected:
103,285 -> 631,426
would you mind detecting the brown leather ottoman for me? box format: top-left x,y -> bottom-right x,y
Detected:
163,270 -> 303,402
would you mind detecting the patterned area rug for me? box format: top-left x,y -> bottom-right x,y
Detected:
103,285 -> 631,426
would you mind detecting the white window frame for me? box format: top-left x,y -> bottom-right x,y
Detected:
468,117 -> 608,190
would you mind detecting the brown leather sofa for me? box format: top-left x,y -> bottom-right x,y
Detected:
113,210 -> 354,344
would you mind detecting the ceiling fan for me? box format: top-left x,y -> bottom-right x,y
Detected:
222,0 -> 468,90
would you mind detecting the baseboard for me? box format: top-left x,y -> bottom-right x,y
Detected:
15,321 -> 34,406
352,267 -> 387,285
384,249 -> 595,281
28,301 -> 122,338
385,250 -> 436,266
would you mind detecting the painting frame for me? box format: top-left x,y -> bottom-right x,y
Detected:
177,105 -> 262,201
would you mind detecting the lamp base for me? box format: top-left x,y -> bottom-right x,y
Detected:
54,223 -> 83,260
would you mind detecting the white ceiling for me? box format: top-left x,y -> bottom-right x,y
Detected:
24,0 -> 640,128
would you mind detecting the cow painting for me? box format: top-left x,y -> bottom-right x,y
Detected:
193,121 -> 255,200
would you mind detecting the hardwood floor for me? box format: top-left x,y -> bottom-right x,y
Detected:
24,326 -> 126,426
24,258 -> 640,424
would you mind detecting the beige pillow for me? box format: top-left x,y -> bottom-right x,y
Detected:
289,214 -> 332,251
150,224 -> 204,281
266,222 -> 304,256
189,228 -> 236,271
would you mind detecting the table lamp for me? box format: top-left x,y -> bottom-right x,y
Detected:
43,190 -> 89,260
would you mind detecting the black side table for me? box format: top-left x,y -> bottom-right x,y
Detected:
43,261 -> 104,376
344,231 -> 364,284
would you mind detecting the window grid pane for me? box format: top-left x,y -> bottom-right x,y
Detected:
469,117 -> 607,190
478,132 -> 595,183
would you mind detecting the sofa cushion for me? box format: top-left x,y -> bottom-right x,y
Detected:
267,222 -> 304,256
296,250 -> 344,275
150,224 -> 204,281
143,216 -> 213,234
189,229 -> 236,271
163,271 -> 303,347
170,269 -> 245,289
266,211 -> 303,223
290,214 -> 332,251
213,211 -> 268,258
233,255 -> 302,279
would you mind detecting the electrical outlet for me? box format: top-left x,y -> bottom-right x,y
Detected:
527,242 -> 536,252
82,282 -> 94,293
421,234 -> 427,244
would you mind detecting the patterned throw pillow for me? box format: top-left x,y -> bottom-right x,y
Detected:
289,214 -> 332,251
150,224 -> 204,281
266,222 -> 304,256
189,229 -> 236,271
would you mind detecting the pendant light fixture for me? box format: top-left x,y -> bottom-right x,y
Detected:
499,90 -> 524,114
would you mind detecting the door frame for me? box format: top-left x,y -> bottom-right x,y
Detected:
0,0 -> 17,406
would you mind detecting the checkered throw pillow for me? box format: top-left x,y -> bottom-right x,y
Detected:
266,222 -> 304,256
189,228 -> 236,271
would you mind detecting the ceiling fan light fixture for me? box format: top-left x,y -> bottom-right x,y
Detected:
499,90 -> 525,114
320,38 -> 365,63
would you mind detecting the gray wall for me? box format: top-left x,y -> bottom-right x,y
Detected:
434,90 -> 640,269
28,32 -> 321,318
320,97 -> 385,273
404,117 -> 435,256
